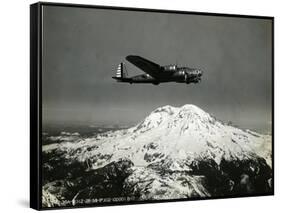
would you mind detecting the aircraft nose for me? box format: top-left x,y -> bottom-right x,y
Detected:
198,70 -> 203,76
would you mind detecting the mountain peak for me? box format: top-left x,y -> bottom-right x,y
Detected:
180,104 -> 203,111
152,105 -> 176,114
133,104 -> 214,135
151,104 -> 211,122
153,104 -> 207,114
179,104 -> 207,115
178,104 -> 212,121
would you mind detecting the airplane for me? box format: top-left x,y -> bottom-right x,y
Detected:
112,55 -> 203,85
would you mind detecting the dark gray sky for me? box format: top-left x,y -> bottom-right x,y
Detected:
42,5 -> 272,132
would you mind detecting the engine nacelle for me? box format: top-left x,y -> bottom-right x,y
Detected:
173,70 -> 185,77
172,70 -> 188,82
162,65 -> 177,72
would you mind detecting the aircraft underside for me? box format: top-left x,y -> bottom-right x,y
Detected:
112,77 -> 200,85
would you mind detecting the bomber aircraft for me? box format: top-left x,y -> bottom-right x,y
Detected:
112,55 -> 203,85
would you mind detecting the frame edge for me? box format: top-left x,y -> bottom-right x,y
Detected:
30,2 -> 42,210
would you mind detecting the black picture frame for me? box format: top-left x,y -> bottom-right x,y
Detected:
30,2 -> 274,210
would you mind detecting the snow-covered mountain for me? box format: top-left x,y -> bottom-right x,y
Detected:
42,104 -> 272,207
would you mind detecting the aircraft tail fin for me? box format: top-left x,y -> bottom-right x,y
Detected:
115,63 -> 123,78
115,62 -> 128,79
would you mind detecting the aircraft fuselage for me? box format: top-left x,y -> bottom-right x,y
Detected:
114,66 -> 202,85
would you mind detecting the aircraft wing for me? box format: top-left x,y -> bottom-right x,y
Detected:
126,55 -> 162,79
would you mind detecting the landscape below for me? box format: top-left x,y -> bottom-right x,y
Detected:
42,104 -> 272,207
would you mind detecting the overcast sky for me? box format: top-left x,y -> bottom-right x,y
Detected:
42,5 -> 272,132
